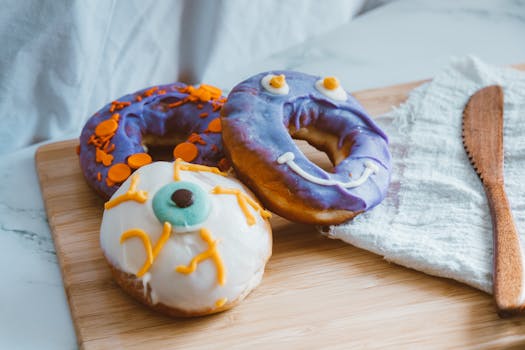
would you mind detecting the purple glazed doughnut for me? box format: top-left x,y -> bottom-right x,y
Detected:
220,71 -> 391,225
78,83 -> 229,199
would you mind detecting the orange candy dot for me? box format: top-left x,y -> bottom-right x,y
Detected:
173,142 -> 199,162
95,119 -> 118,137
127,153 -> 152,169
107,163 -> 131,183
207,118 -> 222,133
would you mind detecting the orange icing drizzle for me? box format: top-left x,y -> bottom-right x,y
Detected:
269,74 -> 286,88
211,186 -> 272,225
173,158 -> 227,181
120,222 -> 172,277
323,76 -> 340,90
215,297 -> 228,308
175,228 -> 225,286
105,174 -> 148,209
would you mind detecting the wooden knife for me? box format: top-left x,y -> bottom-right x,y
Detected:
462,85 -> 524,317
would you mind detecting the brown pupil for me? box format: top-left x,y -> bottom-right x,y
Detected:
171,189 -> 194,208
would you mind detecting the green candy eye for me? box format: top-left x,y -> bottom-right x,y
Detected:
152,181 -> 211,232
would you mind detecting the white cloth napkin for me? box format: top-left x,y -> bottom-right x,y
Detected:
321,56 -> 525,293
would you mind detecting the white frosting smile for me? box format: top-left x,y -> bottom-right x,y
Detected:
100,161 -> 272,313
277,152 -> 378,188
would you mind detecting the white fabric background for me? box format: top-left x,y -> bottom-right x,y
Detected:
0,0 -> 389,154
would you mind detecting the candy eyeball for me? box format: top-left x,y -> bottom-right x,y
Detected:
152,181 -> 211,233
315,76 -> 347,101
261,74 -> 290,95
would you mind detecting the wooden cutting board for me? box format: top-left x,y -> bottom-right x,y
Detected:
36,71 -> 525,350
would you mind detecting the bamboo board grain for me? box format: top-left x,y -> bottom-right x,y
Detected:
36,69 -> 525,350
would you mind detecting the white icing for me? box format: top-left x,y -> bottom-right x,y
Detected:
141,272 -> 151,296
315,78 -> 347,101
100,161 -> 272,313
261,74 -> 289,95
277,152 -> 378,188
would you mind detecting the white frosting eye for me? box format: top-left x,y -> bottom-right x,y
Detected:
261,74 -> 289,95
315,76 -> 347,101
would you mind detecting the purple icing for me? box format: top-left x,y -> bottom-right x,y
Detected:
79,82 -> 225,199
221,71 -> 391,214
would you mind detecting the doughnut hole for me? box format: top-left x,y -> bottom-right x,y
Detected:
141,132 -> 187,161
289,125 -> 354,174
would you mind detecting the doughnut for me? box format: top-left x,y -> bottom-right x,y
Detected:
221,71 -> 391,225
78,82 -> 229,199
100,160 -> 272,317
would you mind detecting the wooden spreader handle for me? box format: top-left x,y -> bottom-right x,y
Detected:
485,181 -> 524,317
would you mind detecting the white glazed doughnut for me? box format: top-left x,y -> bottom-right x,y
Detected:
100,160 -> 272,317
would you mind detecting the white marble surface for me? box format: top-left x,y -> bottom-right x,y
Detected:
1,0 -> 524,348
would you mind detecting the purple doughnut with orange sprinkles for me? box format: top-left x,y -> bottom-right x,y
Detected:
78,82 -> 229,199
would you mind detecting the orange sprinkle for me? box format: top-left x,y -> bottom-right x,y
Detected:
199,112 -> 208,118
200,84 -> 222,99
97,172 -> 102,182
207,118 -> 222,133
167,100 -> 186,109
197,104 -> 203,109
111,113 -> 120,121
104,143 -> 115,153
196,90 -> 211,102
87,135 -> 96,145
144,86 -> 158,97
99,133 -> 114,143
110,101 -> 131,111
135,95 -> 142,102
127,153 -> 153,169
187,133 -> 207,145
95,119 -> 118,137
173,142 -> 199,162
103,155 -> 113,166
107,163 -> 132,183
106,178 -> 115,187
158,90 -> 166,95
95,148 -> 114,166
